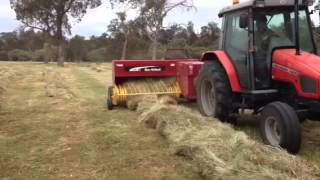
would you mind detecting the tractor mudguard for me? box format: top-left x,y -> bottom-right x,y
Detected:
201,50 -> 241,92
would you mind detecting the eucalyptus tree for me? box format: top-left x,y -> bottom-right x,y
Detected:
138,0 -> 194,59
10,0 -> 102,66
110,0 -> 194,59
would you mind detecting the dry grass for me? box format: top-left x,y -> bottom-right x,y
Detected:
138,96 -> 320,180
1,62 -> 319,180
0,66 -> 17,109
0,62 -> 200,180
127,96 -> 143,111
42,67 -> 75,100
89,63 -> 112,73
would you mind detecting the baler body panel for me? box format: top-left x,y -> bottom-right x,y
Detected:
112,60 -> 179,85
112,59 -> 202,100
177,61 -> 203,100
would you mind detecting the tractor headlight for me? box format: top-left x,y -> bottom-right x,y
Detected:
300,76 -> 317,93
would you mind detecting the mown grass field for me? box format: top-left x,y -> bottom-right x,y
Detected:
0,62 -> 319,179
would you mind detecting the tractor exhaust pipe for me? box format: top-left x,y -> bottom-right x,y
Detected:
295,0 -> 301,55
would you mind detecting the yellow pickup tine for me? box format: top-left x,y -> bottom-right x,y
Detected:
111,79 -> 181,105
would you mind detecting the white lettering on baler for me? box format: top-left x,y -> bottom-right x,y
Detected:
129,66 -> 162,72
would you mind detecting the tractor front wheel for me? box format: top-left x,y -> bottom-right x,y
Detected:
260,102 -> 301,154
195,61 -> 233,122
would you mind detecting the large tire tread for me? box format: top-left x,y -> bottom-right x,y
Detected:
260,102 -> 301,154
196,61 -> 233,122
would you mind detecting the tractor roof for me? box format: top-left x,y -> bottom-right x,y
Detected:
218,0 -> 314,17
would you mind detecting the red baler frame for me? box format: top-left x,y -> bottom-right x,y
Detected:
112,59 -> 203,100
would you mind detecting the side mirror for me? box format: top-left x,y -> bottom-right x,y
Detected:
239,13 -> 249,29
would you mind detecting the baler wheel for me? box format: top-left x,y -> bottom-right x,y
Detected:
260,102 -> 301,154
107,86 -> 114,110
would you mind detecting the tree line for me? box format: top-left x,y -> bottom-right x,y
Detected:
0,20 -> 220,63
4,0 -> 320,65
1,0 -> 220,66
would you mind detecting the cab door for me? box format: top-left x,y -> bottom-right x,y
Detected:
223,10 -> 250,89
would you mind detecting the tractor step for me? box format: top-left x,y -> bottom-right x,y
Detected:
242,89 -> 279,95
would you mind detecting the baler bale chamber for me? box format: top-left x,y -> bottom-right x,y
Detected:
106,59 -> 203,110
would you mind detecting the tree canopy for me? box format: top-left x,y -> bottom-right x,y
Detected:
3,0 -> 230,63
10,0 -> 102,66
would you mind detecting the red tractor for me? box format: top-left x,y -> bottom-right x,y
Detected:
108,0 -> 319,154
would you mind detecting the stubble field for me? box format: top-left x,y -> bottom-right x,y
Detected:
0,62 -> 319,179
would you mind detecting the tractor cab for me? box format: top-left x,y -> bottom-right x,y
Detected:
196,0 -> 320,154
218,0 -> 317,90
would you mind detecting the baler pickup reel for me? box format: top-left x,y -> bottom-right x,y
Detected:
107,78 -> 181,110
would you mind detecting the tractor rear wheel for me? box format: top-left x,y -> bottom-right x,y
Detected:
196,61 -> 233,122
107,86 -> 114,110
260,102 -> 301,154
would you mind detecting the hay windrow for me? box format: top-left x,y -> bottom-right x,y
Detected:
137,95 -> 320,179
126,96 -> 143,111
43,68 -> 75,100
90,64 -> 104,72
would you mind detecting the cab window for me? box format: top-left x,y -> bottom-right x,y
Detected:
224,10 -> 250,88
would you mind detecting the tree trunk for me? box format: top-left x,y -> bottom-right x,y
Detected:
151,28 -> 159,60
56,13 -> 64,67
57,40 -> 64,67
43,33 -> 51,64
152,38 -> 157,60
121,34 -> 128,60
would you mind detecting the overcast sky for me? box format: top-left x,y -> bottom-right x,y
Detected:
0,0 -> 319,38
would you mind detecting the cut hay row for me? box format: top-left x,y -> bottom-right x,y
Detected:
0,67 -> 16,109
137,96 -> 320,180
124,78 -> 180,110
90,64 -> 112,72
42,68 -> 75,100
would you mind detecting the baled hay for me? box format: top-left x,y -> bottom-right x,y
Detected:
138,96 -> 320,179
